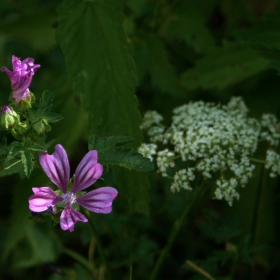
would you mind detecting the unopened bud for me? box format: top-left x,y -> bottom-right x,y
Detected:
32,118 -> 51,134
0,105 -> 19,129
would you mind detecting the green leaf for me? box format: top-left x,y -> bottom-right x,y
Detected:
5,141 -> 22,162
28,90 -> 63,124
56,0 -> 141,140
236,12 -> 280,49
20,148 -> 34,178
4,141 -> 36,178
57,0 -> 151,214
251,44 -> 280,74
89,135 -> 153,171
99,148 -> 154,172
0,11 -> 56,51
113,167 -> 150,215
134,33 -> 182,97
24,141 -> 47,152
181,42 -> 269,90
0,159 -> 23,178
167,4 -> 215,54
88,134 -> 134,152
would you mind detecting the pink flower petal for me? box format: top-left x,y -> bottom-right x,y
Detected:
29,187 -> 63,212
76,187 -> 118,214
60,206 -> 88,232
72,150 -> 103,192
39,144 -> 70,194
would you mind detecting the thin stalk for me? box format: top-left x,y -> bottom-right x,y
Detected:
247,157 -> 266,164
149,186 -> 202,280
186,260 -> 215,280
88,236 -> 97,277
82,209 -> 111,280
249,163 -> 267,280
62,247 -> 91,272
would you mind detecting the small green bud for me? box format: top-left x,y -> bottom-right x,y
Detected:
226,242 -> 238,255
32,118 -> 51,134
17,121 -> 30,135
0,105 -> 19,129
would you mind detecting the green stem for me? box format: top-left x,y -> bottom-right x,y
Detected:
247,157 -> 266,164
149,186 -> 202,280
82,209 -> 111,280
249,163 -> 267,280
62,247 -> 91,272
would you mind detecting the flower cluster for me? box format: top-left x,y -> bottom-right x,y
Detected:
0,56 -> 61,141
265,149 -> 280,177
29,144 -> 118,232
139,97 -> 280,205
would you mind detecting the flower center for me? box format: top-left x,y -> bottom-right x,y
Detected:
63,192 -> 77,205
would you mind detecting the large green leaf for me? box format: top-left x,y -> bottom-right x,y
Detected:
56,0 -> 141,139
113,167 -> 150,215
57,0 -> 150,214
181,42 -> 269,90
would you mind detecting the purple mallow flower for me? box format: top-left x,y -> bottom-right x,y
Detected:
1,55 -> 40,103
29,144 -> 118,232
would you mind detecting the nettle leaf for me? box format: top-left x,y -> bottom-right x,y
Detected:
89,135 -> 153,172
57,0 -> 151,214
134,33 -> 182,97
181,42 -> 269,90
113,167 -> 150,215
89,134 -> 134,152
56,0 -> 141,139
28,90 -> 63,124
99,148 -> 153,172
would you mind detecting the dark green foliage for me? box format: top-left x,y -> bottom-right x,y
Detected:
4,141 -> 46,177
56,0 -> 151,215
0,0 -> 280,279
28,90 -> 63,124
56,0 -> 141,140
181,42 -> 268,90
89,134 -> 154,172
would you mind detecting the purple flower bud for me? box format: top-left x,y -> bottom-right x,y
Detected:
1,55 -> 40,103
1,105 -> 13,115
